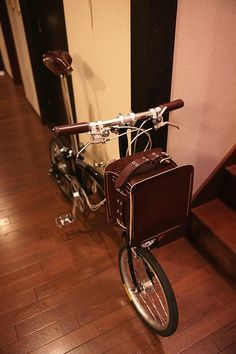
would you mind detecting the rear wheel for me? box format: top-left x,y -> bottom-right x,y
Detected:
118,245 -> 178,336
49,138 -> 105,213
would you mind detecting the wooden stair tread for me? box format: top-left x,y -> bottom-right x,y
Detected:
192,198 -> 236,253
225,163 -> 236,176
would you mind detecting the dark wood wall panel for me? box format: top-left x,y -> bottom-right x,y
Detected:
131,0 -> 178,150
19,0 -> 76,126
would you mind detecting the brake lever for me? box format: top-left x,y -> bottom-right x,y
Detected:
151,106 -> 180,130
155,121 -> 180,130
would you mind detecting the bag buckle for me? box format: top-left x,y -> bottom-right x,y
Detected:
160,152 -> 172,164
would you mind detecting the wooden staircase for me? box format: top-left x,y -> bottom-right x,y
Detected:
190,146 -> 236,279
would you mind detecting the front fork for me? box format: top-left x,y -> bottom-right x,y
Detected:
123,231 -> 141,292
123,231 -> 154,292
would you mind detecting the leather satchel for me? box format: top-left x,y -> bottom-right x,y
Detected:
104,148 -> 194,247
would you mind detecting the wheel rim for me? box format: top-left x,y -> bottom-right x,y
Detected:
120,248 -> 170,331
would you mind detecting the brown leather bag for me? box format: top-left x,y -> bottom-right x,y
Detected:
104,148 -> 194,247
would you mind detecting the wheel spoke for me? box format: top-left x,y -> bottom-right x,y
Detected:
139,292 -> 166,326
126,254 -> 169,328
119,245 -> 178,335
152,288 -> 168,318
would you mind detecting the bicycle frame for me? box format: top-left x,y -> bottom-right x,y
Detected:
44,51 -> 182,336
51,99 -> 184,336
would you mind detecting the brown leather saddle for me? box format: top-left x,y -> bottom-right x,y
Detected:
42,50 -> 73,76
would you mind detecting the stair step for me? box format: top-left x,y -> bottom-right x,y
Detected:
225,163 -> 236,175
191,198 -> 236,279
221,163 -> 236,210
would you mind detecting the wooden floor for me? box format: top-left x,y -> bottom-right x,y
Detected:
0,75 -> 235,354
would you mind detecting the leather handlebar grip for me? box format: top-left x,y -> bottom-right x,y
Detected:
53,122 -> 90,136
160,99 -> 184,112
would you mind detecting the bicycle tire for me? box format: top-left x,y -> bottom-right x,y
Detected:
118,245 -> 178,336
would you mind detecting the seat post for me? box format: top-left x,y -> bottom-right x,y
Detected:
59,74 -> 79,154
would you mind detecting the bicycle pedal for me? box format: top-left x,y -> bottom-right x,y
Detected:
55,214 -> 74,228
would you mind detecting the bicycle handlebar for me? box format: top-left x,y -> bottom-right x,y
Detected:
53,99 -> 184,137
159,99 -> 184,112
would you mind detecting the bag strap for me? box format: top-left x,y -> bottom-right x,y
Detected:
115,150 -> 170,189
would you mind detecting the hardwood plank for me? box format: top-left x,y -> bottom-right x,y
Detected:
15,293 -> 95,338
176,273 -> 236,331
0,239 -> 59,265
2,315 -> 80,353
0,217 -> 10,226
159,300 -> 236,354
180,336 -> 219,354
0,269 -> 111,334
35,242 -> 116,300
0,327 -> 17,347
0,272 -> 48,299
152,238 -> 209,285
0,184 -> 53,211
1,73 -> 236,354
76,293 -> 129,327
40,249 -> 77,279
30,322 -> 98,354
0,289 -> 36,316
104,330 -> 161,354
8,197 -> 64,225
211,320 -> 236,350
66,318 -> 149,354
0,292 -> 72,332
220,342 -> 236,354
16,268 -> 126,338
0,245 -> 62,277
94,304 -> 135,335
0,263 -> 42,288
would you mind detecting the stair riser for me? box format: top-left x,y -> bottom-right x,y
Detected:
191,215 -> 236,279
221,170 -> 236,210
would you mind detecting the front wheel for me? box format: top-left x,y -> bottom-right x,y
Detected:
118,245 -> 178,336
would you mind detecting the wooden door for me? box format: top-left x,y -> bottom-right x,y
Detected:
19,0 -> 76,126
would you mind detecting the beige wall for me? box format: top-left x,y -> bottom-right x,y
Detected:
6,0 -> 40,114
2,1 -> 235,193
64,0 -> 236,191
63,0 -> 130,163
0,23 -> 13,77
168,0 -> 236,193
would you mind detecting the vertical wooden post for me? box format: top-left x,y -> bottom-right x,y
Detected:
131,0 -> 178,150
